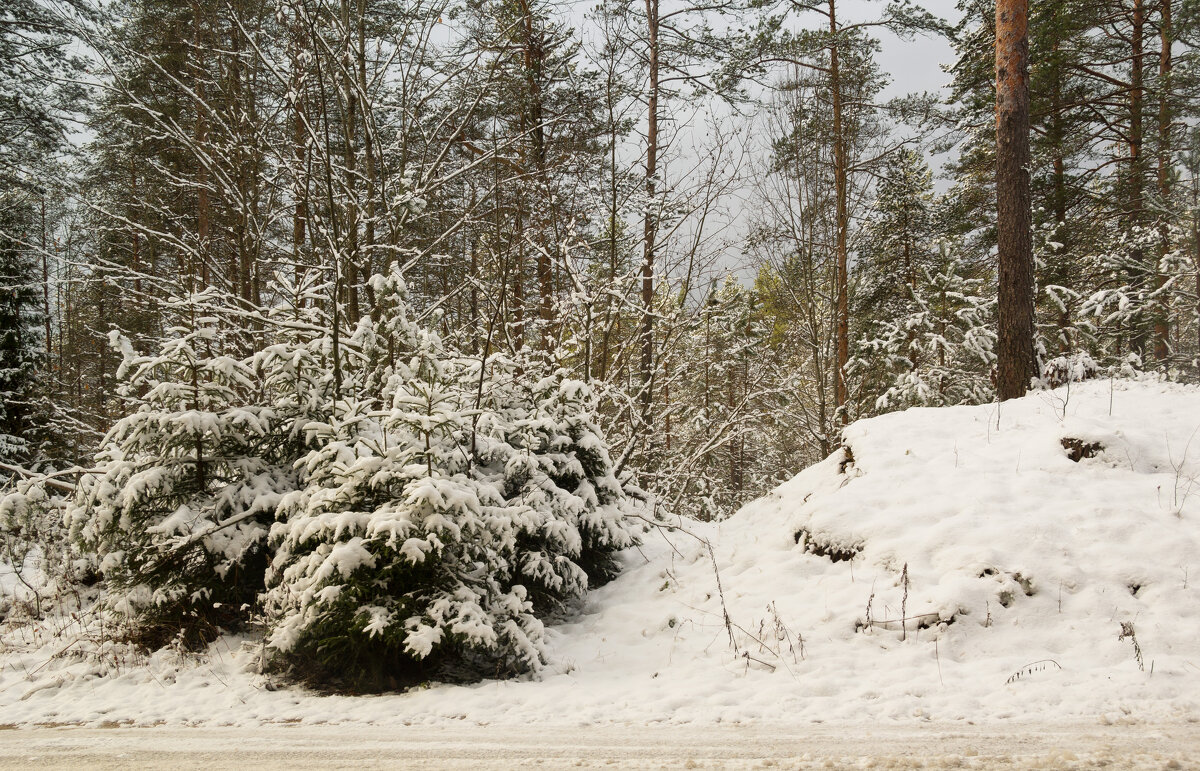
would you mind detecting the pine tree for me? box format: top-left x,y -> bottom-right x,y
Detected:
857,149 -> 938,324
995,0 -> 1037,399
948,0 -> 1196,372
0,0 -> 91,188
747,0 -> 943,421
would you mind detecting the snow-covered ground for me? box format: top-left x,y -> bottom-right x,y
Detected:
2,379 -> 1199,734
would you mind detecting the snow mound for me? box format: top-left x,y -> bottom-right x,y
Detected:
513,378 -> 1200,725
2,380 -> 1199,727
785,378 -> 1200,648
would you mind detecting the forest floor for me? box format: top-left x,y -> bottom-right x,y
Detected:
2,379 -> 1200,762
2,722 -> 1199,769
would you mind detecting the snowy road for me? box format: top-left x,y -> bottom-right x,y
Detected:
0,722 -> 1197,769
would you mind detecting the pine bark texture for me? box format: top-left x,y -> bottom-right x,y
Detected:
1129,0 -> 1147,356
995,0 -> 1037,400
829,0 -> 849,421
1154,0 -> 1173,362
640,0 -> 659,420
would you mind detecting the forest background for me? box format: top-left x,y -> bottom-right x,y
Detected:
5,0 -> 1200,518
2,0 -> 1200,682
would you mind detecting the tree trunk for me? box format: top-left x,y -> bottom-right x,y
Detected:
129,160 -> 142,298
512,209 -> 526,350
995,0 -> 1037,400
1129,0 -> 1147,356
1049,20 -> 1071,351
357,0 -> 377,315
341,0 -> 360,322
229,24 -> 252,312
1153,0 -> 1172,362
290,17 -> 308,281
192,0 -> 210,292
640,0 -> 659,422
829,0 -> 850,421
40,197 -> 51,354
598,56 -> 622,383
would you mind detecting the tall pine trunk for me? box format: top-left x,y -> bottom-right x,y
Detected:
1048,10 -> 1072,352
357,0 -> 377,316
995,0 -> 1036,400
1125,0 -> 1148,357
640,0 -> 659,422
1153,0 -> 1173,362
192,0 -> 211,292
829,0 -> 849,422
290,19 -> 308,282
341,0 -> 360,322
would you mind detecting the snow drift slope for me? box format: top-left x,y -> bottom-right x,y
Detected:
530,378 -> 1200,725
720,378 -> 1200,720
2,379 -> 1200,727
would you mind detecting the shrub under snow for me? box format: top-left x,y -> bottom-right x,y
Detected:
63,271 -> 635,685
264,300 -> 633,689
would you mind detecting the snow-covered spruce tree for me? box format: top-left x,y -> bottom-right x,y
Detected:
852,251 -> 997,411
482,360 -> 634,595
0,473 -> 75,619
265,271 -> 632,689
855,148 -> 938,328
1029,225 -> 1101,388
253,270 -> 342,436
67,294 -> 304,647
1080,223 -> 1194,371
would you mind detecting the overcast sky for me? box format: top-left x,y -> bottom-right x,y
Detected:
704,0 -> 969,276
860,0 -> 963,100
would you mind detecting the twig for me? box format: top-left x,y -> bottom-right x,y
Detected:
627,512 -> 738,655
1119,621 -> 1145,671
1006,658 -> 1062,684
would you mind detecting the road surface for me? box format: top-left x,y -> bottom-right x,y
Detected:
0,722 -> 1196,769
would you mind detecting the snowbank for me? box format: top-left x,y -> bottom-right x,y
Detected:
2,379 -> 1199,728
